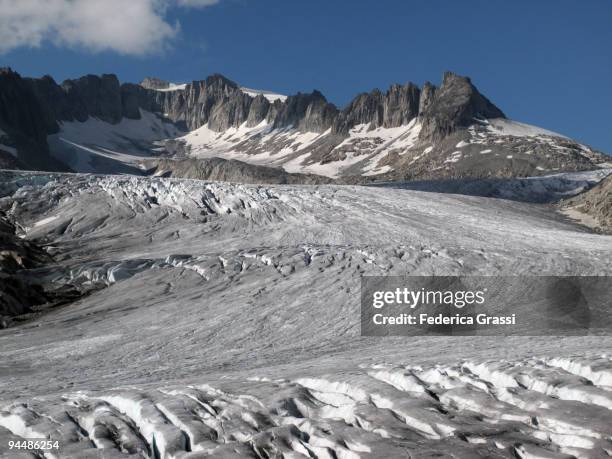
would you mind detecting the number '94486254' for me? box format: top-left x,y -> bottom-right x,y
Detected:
8,440 -> 60,450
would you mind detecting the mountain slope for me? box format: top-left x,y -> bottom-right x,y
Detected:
561,174 -> 612,232
0,68 -> 608,180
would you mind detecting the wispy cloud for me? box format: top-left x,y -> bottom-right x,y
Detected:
0,0 -> 220,56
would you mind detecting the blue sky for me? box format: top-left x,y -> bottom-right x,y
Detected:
2,0 -> 611,152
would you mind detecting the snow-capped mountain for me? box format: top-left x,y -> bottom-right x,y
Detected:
0,68 -> 609,180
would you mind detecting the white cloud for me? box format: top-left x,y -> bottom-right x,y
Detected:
0,0 -> 219,56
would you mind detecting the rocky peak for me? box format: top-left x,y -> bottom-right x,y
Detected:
335,91 -> 384,132
246,94 -> 271,127
418,72 -> 505,143
333,82 -> 421,134
0,69 -> 67,171
383,82 -> 420,128
60,74 -> 123,124
271,90 -> 338,132
205,73 -> 239,90
0,68 -> 51,141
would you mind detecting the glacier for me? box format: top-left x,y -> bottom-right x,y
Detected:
0,170 -> 611,457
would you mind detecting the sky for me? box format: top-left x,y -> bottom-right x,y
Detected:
1,0 -> 611,152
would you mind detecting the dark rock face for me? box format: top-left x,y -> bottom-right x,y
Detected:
121,83 -> 156,119
246,94 -> 271,127
334,91 -> 383,133
332,83 -> 421,134
0,209 -> 84,327
61,74 -> 123,123
383,83 -> 420,128
418,72 -> 505,143
206,79 -> 253,131
26,73 -> 124,124
149,74 -> 251,131
143,75 -> 341,134
272,91 -> 338,132
418,82 -> 436,116
0,68 -> 67,171
0,214 -> 51,324
25,76 -> 67,132
562,174 -> 612,232
0,69 -> 53,145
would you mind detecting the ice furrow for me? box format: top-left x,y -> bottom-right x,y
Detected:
2,356 -> 612,457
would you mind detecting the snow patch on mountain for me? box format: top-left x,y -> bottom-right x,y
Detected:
240,87 -> 287,102
284,149 -> 364,178
486,118 -> 568,139
178,118 -> 423,178
181,120 -> 272,155
181,122 -> 376,178
336,119 -> 421,154
47,110 -> 184,173
300,119 -> 424,178
182,121 -> 326,166
50,110 -> 183,151
152,82 -> 187,92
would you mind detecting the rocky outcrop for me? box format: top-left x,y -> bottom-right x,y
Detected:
146,157 -> 333,184
418,82 -> 436,116
144,74 -> 257,131
25,73 -> 125,125
246,94 -> 271,127
418,72 -> 505,143
120,82 -> 157,119
561,174 -> 612,232
271,90 -> 338,132
0,211 -> 84,327
0,68 -> 67,171
332,83 -> 421,134
61,74 -> 123,123
0,214 -> 51,325
333,91 -> 383,133
383,82 -> 420,127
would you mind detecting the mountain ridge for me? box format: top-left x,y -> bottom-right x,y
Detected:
0,67 -> 608,180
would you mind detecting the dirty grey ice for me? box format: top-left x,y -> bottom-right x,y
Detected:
0,169 -> 611,458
